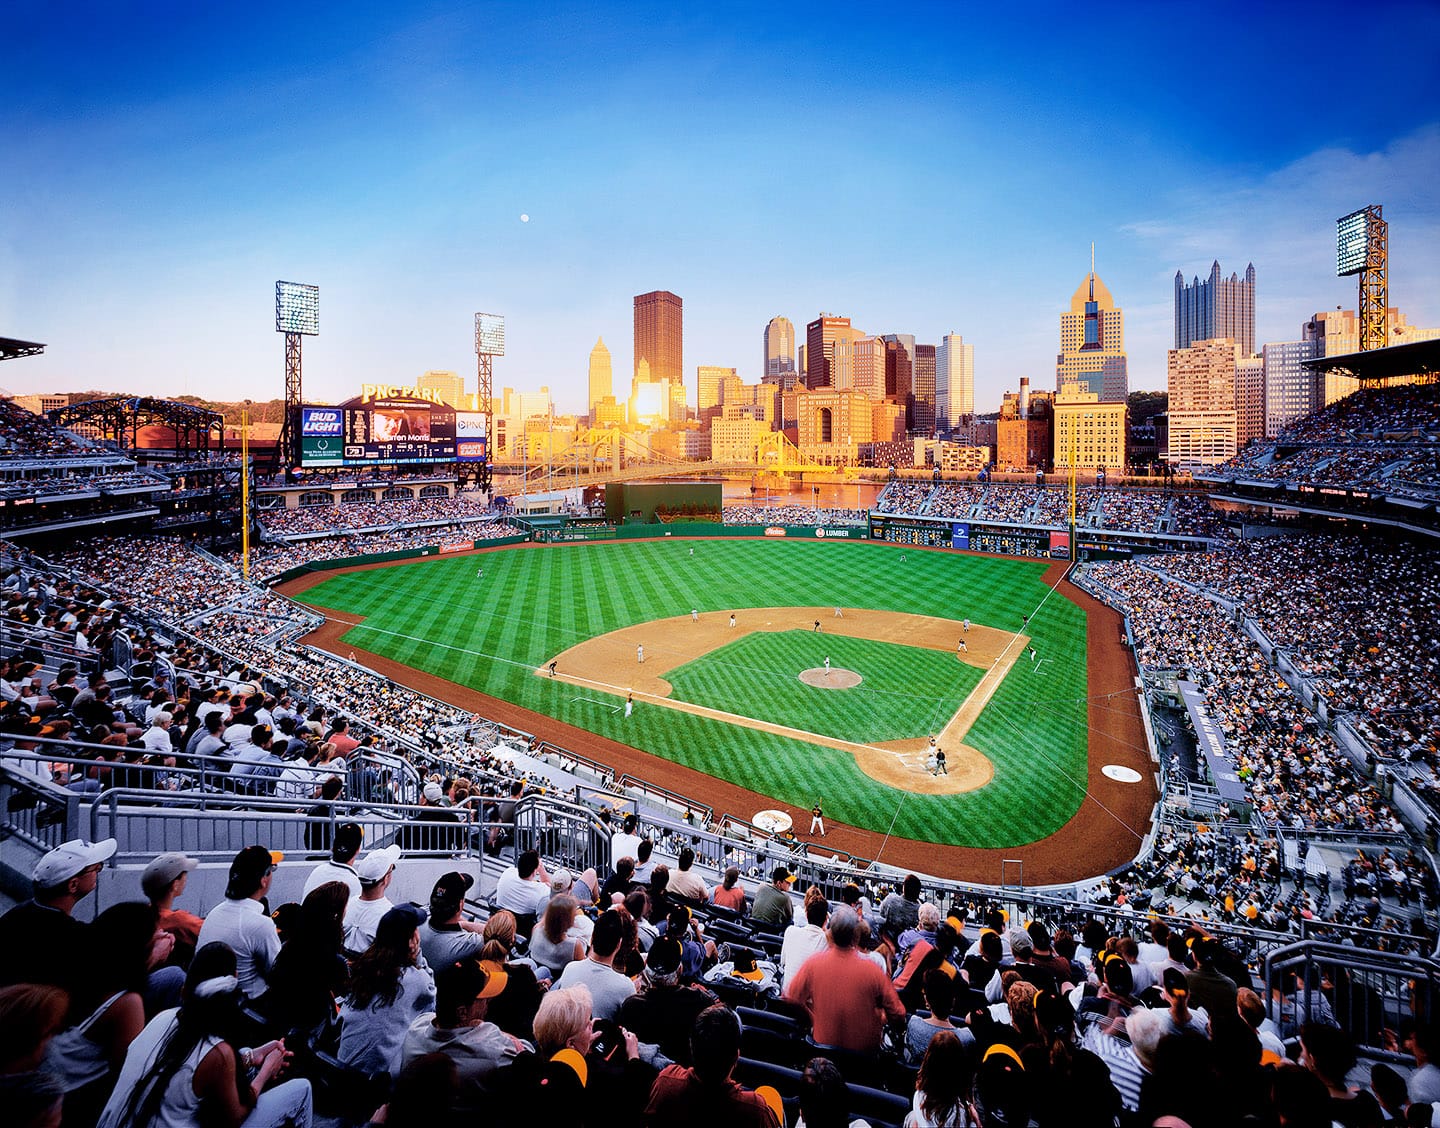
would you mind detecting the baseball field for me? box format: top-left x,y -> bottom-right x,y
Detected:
289,538 -> 1138,862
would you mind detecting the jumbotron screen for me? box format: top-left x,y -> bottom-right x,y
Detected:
299,400 -> 457,467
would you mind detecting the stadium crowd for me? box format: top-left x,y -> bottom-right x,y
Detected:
3,826 -> 1439,1128
236,522 -> 518,576
258,496 -> 496,538
721,505 -> 868,527
0,400 -> 96,459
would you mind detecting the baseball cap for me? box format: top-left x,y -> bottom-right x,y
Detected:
771,866 -> 793,885
33,838 -> 117,887
646,936 -> 683,977
435,957 -> 505,1009
375,903 -> 428,945
357,844 -> 403,884
1162,967 -> 1189,995
423,781 -> 444,803
430,871 -> 475,913
549,867 -> 574,894
730,949 -> 765,982
228,845 -> 284,885
141,852 -> 198,898
1009,929 -> 1034,957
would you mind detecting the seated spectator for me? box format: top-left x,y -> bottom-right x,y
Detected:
261,880 -> 351,1038
780,885 -> 830,984
43,901 -> 160,1122
530,984 -> 656,1121
418,872 -> 486,969
643,1004 -> 782,1127
906,968 -> 973,1065
0,837 -> 117,994
493,849 -> 550,934
896,901 -> 941,968
0,984 -> 70,1074
301,821 -> 364,900
344,844 -> 404,956
529,895 -> 586,979
400,956 -> 529,1118
97,942 -> 311,1128
905,1029 -> 971,1127
785,907 -> 905,1054
748,867 -> 796,930
141,853 -> 202,969
666,848 -> 710,903
711,866 -> 745,913
877,874 -> 923,953
1300,1022 -> 1383,1127
195,845 -> 283,1000
1185,936 -> 1238,1019
617,937 -> 716,1067
553,909 -> 636,1022
339,904 -> 436,1077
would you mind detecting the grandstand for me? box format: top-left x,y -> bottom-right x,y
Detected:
1,378 -> 1438,1126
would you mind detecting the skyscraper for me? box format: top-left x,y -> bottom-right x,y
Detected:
588,337 -> 612,422
852,336 -> 886,400
634,289 -> 683,390
912,344 -> 937,436
1167,337 -> 1239,470
1175,262 -> 1256,356
805,314 -> 859,389
1262,339 -> 1321,437
763,316 -> 796,381
417,370 -> 466,409
882,335 -> 914,431
935,333 -> 974,431
1056,264 -> 1128,402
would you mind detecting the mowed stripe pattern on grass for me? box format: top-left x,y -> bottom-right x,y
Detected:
665,631 -> 984,744
298,540 -> 1090,848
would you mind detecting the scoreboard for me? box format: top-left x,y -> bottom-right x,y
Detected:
300,397 -> 457,467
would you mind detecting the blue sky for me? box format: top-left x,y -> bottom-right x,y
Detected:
3,1 -> 1438,414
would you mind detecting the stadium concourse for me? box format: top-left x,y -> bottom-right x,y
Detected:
0,398 -> 1438,1125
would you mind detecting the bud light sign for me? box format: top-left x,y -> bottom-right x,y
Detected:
302,407 -> 342,436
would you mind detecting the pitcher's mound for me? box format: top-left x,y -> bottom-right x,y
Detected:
800,667 -> 861,688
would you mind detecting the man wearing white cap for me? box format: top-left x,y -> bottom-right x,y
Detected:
0,837 -> 117,992
345,844 -> 404,955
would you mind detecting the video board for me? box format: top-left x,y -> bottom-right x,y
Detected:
300,399 -> 457,467
455,411 -> 488,463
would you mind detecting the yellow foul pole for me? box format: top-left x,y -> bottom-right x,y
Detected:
240,406 -> 250,580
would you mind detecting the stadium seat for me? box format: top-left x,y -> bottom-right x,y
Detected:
845,1081 -> 913,1128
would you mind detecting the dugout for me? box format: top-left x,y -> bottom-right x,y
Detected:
604,480 -> 722,523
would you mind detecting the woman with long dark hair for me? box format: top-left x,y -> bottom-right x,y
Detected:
98,942 -> 312,1127
44,901 -> 164,1123
905,1030 -> 972,1127
337,905 -> 435,1077
261,881 -> 350,1040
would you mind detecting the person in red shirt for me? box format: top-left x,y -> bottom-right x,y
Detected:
643,1004 -> 780,1127
326,718 -> 361,758
785,906 -> 906,1052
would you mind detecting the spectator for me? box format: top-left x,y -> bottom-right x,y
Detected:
0,984 -> 70,1074
878,874 -> 923,951
418,872 -> 486,969
494,850 -> 550,934
344,844 -> 404,955
141,852 -> 202,969
780,886 -> 830,984
553,909 -> 636,1022
617,937 -> 717,1067
642,1003 -> 782,1127
400,956 -> 528,1118
905,1029 -> 971,1127
749,867 -> 796,929
97,942 -> 311,1128
530,984 -> 655,1120
785,907 -> 905,1054
339,904 -> 436,1077
1300,1022 -> 1383,1128
194,845 -> 283,999
530,895 -> 586,979
666,848 -> 710,903
1186,937 -> 1238,1019
712,866 -> 746,913
262,880 -> 351,1038
905,968 -> 972,1065
301,821 -> 364,900
610,814 -> 643,870
0,837 -> 117,993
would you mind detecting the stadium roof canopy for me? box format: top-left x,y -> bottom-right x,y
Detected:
1302,338 -> 1440,382
0,337 -> 47,362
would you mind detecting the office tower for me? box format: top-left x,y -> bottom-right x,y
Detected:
417,370 -> 466,409
935,333 -> 974,431
882,335 -> 914,430
805,314 -> 858,389
1054,388 -> 1126,471
853,336 -> 886,399
634,290 -> 683,388
697,366 -> 738,426
1167,338 -> 1239,470
764,316 -> 796,381
1235,355 -> 1266,447
1056,264 -> 1128,401
588,337 -> 612,423
912,344 -> 937,436
1175,261 -> 1256,356
1262,340 -> 1321,437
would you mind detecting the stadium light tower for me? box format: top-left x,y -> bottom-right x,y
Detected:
1336,206 -> 1388,351
474,312 -> 504,493
276,281 -> 320,469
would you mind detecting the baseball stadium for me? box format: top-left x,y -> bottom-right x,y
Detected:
2,336 -> 1439,1125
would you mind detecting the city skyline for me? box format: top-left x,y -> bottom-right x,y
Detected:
3,3 -> 1438,415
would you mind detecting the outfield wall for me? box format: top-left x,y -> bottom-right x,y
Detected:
537,522 -> 867,542
265,533 -> 531,583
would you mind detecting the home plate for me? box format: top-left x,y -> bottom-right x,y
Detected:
800,667 -> 861,688
1102,764 -> 1143,783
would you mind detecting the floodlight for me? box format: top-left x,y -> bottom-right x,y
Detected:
474,312 -> 505,357
276,281 -> 320,335
1336,209 -> 1371,277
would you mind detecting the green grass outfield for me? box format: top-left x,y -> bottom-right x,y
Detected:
297,539 -> 1090,848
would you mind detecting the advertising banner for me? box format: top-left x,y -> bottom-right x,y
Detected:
1049,530 -> 1071,559
951,521 -> 970,551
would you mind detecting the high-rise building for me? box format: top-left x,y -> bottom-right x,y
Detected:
805,314 -> 858,389
935,333 -> 974,432
1175,261 -> 1256,356
882,335 -> 915,430
852,336 -> 886,400
1304,307 -> 1440,405
1054,388 -> 1127,471
1235,355 -> 1266,448
1262,340 -> 1320,437
587,337 -> 612,423
1167,338 -> 1239,470
697,366 -> 738,426
417,370 -> 467,408
912,344 -> 937,436
1056,267 -> 1128,402
634,289 -> 683,388
763,316 -> 796,381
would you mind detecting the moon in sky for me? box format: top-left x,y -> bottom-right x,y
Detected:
520,213 -> 530,223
